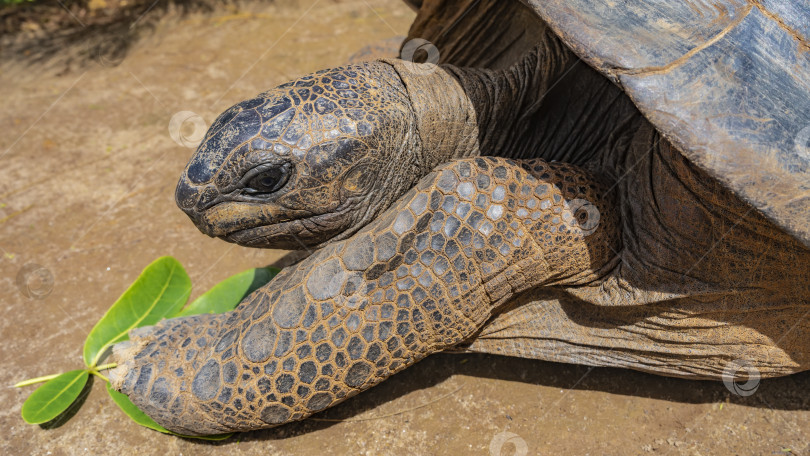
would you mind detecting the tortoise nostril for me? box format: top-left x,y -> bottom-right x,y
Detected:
175,177 -> 202,211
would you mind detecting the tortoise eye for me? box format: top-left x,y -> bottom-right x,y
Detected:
245,164 -> 291,195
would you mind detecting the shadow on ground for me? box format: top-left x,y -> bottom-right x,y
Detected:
190,352 -> 810,445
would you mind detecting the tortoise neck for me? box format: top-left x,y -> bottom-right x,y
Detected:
381,58 -> 482,167
383,37 -> 574,160
443,38 -> 577,157
441,52 -> 540,156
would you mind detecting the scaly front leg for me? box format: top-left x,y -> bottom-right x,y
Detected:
110,157 -> 619,435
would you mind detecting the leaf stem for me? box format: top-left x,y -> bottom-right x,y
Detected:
14,373 -> 63,387
88,364 -> 116,383
92,371 -> 110,383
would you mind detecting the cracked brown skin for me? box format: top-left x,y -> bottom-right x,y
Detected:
109,4 -> 810,435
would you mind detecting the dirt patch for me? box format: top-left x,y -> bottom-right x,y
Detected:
1,0 -> 808,454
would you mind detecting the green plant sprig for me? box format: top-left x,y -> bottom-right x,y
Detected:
14,256 -> 279,440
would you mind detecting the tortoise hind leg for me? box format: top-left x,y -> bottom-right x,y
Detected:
109,156 -> 619,435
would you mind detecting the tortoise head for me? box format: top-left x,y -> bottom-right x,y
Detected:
175,62 -> 421,249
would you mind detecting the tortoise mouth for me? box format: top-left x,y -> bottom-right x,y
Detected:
224,218 -> 309,248
222,211 -> 348,249
193,200 -> 303,237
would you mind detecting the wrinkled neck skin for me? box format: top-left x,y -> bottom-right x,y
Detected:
406,47 -> 569,159
381,51 -> 559,163
383,27 -> 641,167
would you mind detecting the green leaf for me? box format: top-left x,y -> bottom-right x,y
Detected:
84,256 -> 191,367
21,370 -> 89,424
105,382 -> 170,433
106,383 -> 233,440
175,266 -> 280,318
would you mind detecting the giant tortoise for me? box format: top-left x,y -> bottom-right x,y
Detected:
109,0 -> 810,435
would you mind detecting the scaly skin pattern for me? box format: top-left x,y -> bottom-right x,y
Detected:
174,62 -> 426,249
173,34 -> 577,252
397,0 -> 810,379
109,8 -> 810,434
112,157 -> 617,434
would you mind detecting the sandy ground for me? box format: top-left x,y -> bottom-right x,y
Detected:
1,0 -> 809,454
